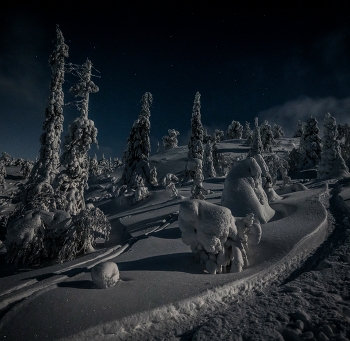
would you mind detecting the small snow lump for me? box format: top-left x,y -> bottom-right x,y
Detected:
91,261 -> 120,289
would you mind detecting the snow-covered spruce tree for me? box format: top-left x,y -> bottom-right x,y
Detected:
298,116 -> 321,169
25,26 -> 69,209
89,154 -> 99,177
272,123 -> 284,139
21,160 -> 34,179
150,166 -> 158,187
212,129 -> 224,143
0,161 -> 6,188
162,129 -> 180,149
54,59 -> 99,215
293,119 -> 303,138
0,152 -> 11,166
121,92 -> 153,187
337,123 -> 350,167
188,92 -> 204,161
227,120 -> 243,139
203,139 -> 216,178
248,117 -> 263,157
260,120 -> 275,152
242,121 -> 253,140
317,112 -> 349,180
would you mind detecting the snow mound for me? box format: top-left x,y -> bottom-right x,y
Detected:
91,261 -> 120,289
221,157 -> 275,223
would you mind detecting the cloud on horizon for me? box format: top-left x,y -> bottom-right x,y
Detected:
258,96 -> 350,137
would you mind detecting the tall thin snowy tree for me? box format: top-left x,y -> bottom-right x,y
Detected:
188,92 -> 204,161
298,116 -> 321,169
54,59 -> 99,215
317,113 -> 349,180
121,92 -> 153,187
248,117 -> 263,157
260,120 -> 275,152
25,26 -> 69,209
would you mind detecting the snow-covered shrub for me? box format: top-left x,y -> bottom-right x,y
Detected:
26,26 -> 69,205
161,173 -> 179,187
89,155 -> 99,177
188,92 -> 204,161
0,152 -> 12,166
20,160 -> 33,179
203,140 -> 216,178
91,261 -> 120,289
191,166 -> 209,200
248,117 -> 263,157
121,92 -> 152,187
227,120 -> 243,139
133,174 -> 149,203
272,124 -> 284,139
298,116 -> 321,169
317,113 -> 349,180
162,129 -> 180,149
150,167 -> 158,186
221,157 -> 275,223
0,162 -> 6,188
293,119 -> 303,138
54,59 -> 99,215
260,120 -> 275,152
179,200 -> 261,274
113,157 -> 123,168
242,121 -> 253,141
212,129 -> 224,142
58,205 -> 110,263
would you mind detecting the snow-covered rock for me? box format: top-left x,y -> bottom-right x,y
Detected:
91,261 -> 120,289
221,157 -> 275,223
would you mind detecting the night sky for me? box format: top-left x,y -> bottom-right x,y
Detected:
1,3 -> 350,161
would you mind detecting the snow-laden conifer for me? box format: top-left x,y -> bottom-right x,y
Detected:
293,120 -> 303,138
213,129 -> 224,143
162,129 -> 180,149
121,92 -> 153,187
0,162 -> 6,188
337,123 -> 350,167
260,120 -> 275,152
242,121 -> 252,140
21,160 -> 34,179
25,26 -> 69,207
188,92 -> 204,161
248,118 -> 263,157
227,120 -> 243,139
298,116 -> 321,169
54,59 -> 99,215
317,113 -> 349,180
272,124 -> 284,139
203,139 -> 216,178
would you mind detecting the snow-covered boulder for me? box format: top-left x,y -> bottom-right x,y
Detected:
91,261 -> 120,289
221,157 -> 275,223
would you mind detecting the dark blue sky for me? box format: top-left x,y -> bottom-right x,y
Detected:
1,3 -> 350,160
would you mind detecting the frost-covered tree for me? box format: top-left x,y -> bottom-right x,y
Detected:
260,120 -> 275,152
191,166 -> 207,199
298,116 -> 321,169
203,139 -> 216,178
272,124 -> 284,139
317,113 -> 349,180
89,154 -> 99,177
54,59 -> 99,215
162,129 -> 180,149
337,123 -> 350,167
0,161 -> 6,188
242,121 -> 253,140
121,92 -> 153,187
248,118 -> 263,157
227,120 -> 243,139
188,92 -> 204,161
212,129 -> 224,143
0,152 -> 11,166
150,166 -> 158,187
133,174 -> 149,203
21,160 -> 34,179
25,26 -> 69,207
293,120 -> 303,138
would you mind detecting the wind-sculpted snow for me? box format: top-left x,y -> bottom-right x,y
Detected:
179,199 -> 262,273
221,157 -> 275,223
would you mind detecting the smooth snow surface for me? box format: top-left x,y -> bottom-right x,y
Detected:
0,139 -> 349,341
